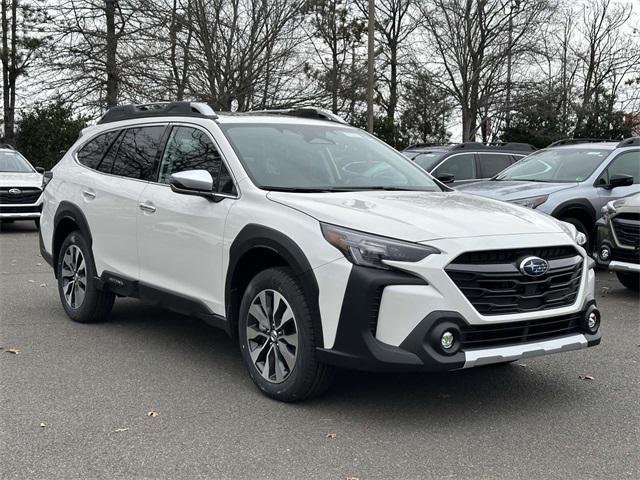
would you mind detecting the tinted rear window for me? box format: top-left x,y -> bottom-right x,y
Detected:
77,131 -> 118,169
111,127 -> 165,180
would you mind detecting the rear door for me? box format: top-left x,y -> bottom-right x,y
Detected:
137,124 -> 238,314
75,125 -> 165,279
477,153 -> 514,180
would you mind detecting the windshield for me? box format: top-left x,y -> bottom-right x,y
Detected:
412,152 -> 448,172
495,148 -> 610,183
0,150 -> 34,173
220,123 -> 441,191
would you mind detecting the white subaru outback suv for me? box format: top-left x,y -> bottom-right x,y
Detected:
39,102 -> 601,401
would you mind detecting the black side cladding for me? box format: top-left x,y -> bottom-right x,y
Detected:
226,224 -> 323,345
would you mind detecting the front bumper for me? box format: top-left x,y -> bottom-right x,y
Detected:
595,219 -> 639,272
0,203 -> 42,219
317,299 -> 600,372
315,233 -> 599,372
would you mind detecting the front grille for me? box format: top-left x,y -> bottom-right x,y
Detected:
446,246 -> 583,315
612,214 -> 640,248
611,247 -> 640,264
459,312 -> 583,349
0,187 -> 42,205
0,204 -> 42,214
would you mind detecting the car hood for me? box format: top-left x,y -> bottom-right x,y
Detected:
455,180 -> 577,201
267,190 -> 566,242
614,192 -> 640,209
0,172 -> 42,188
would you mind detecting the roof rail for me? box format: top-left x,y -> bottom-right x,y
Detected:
403,142 -> 454,150
547,138 -> 617,148
0,143 -> 16,150
97,101 -> 218,124
248,107 -> 348,124
502,142 -> 537,151
616,136 -> 640,148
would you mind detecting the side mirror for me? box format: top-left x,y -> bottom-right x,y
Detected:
436,173 -> 455,184
607,174 -> 634,189
170,170 -> 220,201
35,167 -> 45,174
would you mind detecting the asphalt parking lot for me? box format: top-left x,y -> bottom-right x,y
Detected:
1,222 -> 638,480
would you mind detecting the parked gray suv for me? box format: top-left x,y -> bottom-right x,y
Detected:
456,138 -> 640,250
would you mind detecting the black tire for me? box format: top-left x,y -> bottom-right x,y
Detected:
561,216 -> 591,252
56,231 -> 115,323
616,271 -> 640,292
238,267 -> 335,402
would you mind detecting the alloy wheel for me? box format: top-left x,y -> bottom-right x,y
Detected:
60,244 -> 87,309
246,289 -> 299,383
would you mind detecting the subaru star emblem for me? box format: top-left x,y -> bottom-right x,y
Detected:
519,256 -> 548,277
8,188 -> 22,195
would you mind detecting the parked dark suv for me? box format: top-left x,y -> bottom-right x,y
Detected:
402,142 -> 536,186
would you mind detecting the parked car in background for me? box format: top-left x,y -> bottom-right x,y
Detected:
39,102 -> 600,402
456,138 -> 640,251
402,142 -> 535,186
0,144 -> 44,229
595,192 -> 640,291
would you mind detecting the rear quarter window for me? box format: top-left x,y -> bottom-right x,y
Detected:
77,131 -> 119,169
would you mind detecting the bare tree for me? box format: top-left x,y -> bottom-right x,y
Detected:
419,0 -> 551,141
1,0 -> 47,143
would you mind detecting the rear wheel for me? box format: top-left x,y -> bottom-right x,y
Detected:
238,267 -> 335,402
56,231 -> 115,323
616,271 -> 639,292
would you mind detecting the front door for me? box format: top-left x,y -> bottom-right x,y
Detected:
137,125 -> 237,315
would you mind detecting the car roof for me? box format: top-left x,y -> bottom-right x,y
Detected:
549,143 -> 618,150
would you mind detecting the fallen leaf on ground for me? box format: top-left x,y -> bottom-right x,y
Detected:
518,363 -> 527,368
36,263 -> 42,266
325,433 -> 337,439
28,280 -> 35,283
113,427 -> 129,432
346,477 -> 359,480
578,374 -> 594,381
600,287 -> 609,296
39,283 -> 47,288
6,348 -> 20,354
39,422 -> 47,428
147,411 -> 159,417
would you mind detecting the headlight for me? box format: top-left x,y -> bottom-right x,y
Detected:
601,201 -> 616,219
321,223 -> 440,270
558,221 -> 587,246
510,195 -> 548,209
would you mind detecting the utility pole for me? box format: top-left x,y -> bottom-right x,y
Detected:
366,0 -> 374,133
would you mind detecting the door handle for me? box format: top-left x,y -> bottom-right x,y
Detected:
82,190 -> 96,199
139,202 -> 156,213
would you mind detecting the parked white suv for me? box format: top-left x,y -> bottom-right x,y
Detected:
0,145 -> 44,228
39,102 -> 601,401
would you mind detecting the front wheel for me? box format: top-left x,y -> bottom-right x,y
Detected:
56,231 -> 115,323
238,267 -> 334,402
616,271 -> 639,292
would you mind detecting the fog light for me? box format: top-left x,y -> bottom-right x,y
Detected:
583,308 -> 600,334
599,246 -> 610,261
441,331 -> 455,350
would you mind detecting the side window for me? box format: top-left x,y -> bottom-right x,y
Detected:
158,126 -> 236,194
77,131 -> 118,169
478,153 -> 512,178
97,130 -> 123,174
111,126 -> 165,181
434,154 -> 476,180
602,151 -> 640,184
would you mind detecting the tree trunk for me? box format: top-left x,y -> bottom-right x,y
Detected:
1,0 -> 15,144
105,0 -> 118,107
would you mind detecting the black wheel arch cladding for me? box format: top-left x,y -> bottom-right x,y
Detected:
226,224 -> 324,347
52,201 -> 93,276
